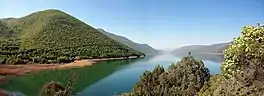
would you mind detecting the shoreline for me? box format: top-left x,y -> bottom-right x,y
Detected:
0,56 -> 142,76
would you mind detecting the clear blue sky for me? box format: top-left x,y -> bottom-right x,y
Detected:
1,0 -> 264,49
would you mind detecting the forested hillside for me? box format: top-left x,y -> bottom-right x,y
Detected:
97,28 -> 158,55
0,9 -> 143,64
0,21 -> 15,37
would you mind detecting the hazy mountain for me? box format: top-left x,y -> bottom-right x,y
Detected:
173,42 -> 231,56
97,28 -> 158,55
0,9 -> 143,64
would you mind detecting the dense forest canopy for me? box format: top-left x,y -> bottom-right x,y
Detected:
0,9 -> 144,64
97,28 -> 158,55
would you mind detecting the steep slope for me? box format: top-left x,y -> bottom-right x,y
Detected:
97,28 -> 158,55
0,9 -> 143,64
173,42 -> 231,55
0,20 -> 15,37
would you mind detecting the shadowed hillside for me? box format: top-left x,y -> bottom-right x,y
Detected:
97,28 -> 158,55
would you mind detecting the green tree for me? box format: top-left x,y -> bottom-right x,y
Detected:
39,73 -> 76,96
123,56 -> 210,96
198,24 -> 264,96
222,24 -> 264,79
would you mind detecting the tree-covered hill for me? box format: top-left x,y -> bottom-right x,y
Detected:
0,9 -> 143,64
97,28 -> 158,55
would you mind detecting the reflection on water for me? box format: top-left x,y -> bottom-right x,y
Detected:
0,58 -> 141,96
79,54 -> 222,96
0,54 -> 223,96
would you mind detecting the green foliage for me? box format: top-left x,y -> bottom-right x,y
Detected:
197,75 -> 224,96
222,24 -> 264,79
198,24 -> 264,96
123,56 -> 210,96
0,21 -> 15,37
198,75 -> 264,96
0,9 -> 143,64
38,81 -> 66,96
57,56 -> 73,63
39,73 -> 75,96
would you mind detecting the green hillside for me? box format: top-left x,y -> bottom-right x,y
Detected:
0,20 -> 15,37
0,9 -> 143,64
97,28 -> 158,55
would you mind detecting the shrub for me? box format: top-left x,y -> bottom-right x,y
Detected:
39,73 -> 76,96
198,24 -> 264,95
123,56 -> 210,96
39,81 -> 69,96
57,56 -> 73,63
222,24 -> 264,79
32,56 -> 41,63
14,58 -> 24,64
40,58 -> 47,64
0,57 -> 6,64
5,57 -> 16,64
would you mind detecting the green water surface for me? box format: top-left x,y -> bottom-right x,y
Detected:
0,58 -> 141,96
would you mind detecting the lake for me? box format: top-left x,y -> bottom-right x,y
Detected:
0,53 -> 223,96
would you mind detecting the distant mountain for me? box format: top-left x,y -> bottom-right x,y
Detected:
97,28 -> 158,55
0,9 -> 143,64
173,42 -> 231,56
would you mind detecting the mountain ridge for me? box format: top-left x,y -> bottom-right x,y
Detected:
0,9 -> 143,64
173,42 -> 232,56
97,28 -> 158,55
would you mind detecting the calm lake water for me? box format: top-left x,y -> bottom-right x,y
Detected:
0,53 -> 223,96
